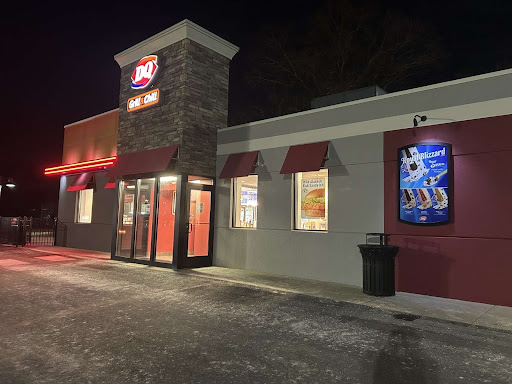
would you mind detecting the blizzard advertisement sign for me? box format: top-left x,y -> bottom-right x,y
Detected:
399,143 -> 451,225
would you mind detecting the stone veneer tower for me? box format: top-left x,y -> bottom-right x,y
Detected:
114,20 -> 239,177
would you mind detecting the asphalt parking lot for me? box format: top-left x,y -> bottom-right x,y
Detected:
0,246 -> 511,383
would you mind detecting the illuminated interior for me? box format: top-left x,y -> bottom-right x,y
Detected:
76,189 -> 93,223
187,188 -> 211,257
155,176 -> 177,263
115,175 -> 213,263
233,175 -> 258,228
134,178 -> 155,260
116,180 -> 136,257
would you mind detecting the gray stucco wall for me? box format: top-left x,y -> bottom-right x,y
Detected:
57,172 -> 115,252
214,133 -> 384,287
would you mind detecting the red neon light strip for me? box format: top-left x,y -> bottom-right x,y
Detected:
44,156 -> 116,175
45,156 -> 117,172
45,161 -> 115,175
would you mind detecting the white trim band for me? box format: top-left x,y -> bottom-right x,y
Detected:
114,19 -> 239,68
221,68 -> 512,133
217,97 -> 512,155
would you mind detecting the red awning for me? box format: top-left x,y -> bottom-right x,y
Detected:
104,177 -> 116,189
280,141 -> 329,174
106,145 -> 178,178
219,151 -> 259,179
67,173 -> 94,192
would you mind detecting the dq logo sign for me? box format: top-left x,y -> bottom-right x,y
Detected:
131,55 -> 159,89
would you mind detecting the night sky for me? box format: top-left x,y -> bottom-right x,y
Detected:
1,0 -> 511,216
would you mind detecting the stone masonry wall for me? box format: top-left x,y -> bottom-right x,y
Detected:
117,39 -> 230,177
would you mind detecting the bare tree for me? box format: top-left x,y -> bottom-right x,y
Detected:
240,0 -> 446,123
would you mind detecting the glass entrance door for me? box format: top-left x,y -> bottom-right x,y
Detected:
181,184 -> 214,268
114,175 -> 214,269
134,178 -> 155,260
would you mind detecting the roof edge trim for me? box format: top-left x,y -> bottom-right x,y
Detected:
114,19 -> 239,67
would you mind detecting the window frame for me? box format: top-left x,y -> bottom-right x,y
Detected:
75,188 -> 94,224
231,175 -> 258,229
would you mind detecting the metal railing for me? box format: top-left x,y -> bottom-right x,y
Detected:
0,217 -> 66,246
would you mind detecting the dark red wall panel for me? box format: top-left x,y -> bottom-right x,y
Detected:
385,151 -> 512,239
384,114 -> 512,306
392,235 -> 512,307
384,114 -> 512,161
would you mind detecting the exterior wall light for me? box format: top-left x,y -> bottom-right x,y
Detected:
0,177 -> 16,200
413,115 -> 428,127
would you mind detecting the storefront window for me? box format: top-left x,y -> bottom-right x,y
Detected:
76,189 -> 93,223
134,178 -> 156,260
116,180 -> 136,257
155,176 -> 177,263
232,175 -> 258,228
294,169 -> 328,231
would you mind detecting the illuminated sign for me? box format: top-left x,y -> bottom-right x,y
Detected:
44,156 -> 117,176
131,55 -> 159,89
127,89 -> 160,112
398,143 -> 451,225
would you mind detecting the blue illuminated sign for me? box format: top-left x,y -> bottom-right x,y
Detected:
398,143 -> 451,225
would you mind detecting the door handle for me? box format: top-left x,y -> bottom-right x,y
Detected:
187,223 -> 193,233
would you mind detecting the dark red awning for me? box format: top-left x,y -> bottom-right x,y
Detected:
106,145 -> 178,178
280,141 -> 329,174
104,177 -> 116,189
219,151 -> 259,179
67,173 -> 94,192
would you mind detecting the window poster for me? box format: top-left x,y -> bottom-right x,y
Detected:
241,188 -> 257,206
140,202 -> 151,215
301,178 -> 326,220
296,169 -> 328,231
399,143 -> 451,225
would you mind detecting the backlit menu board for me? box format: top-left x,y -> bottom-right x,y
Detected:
398,143 -> 451,225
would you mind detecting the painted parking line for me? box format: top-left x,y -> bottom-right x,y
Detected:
0,259 -> 30,267
34,255 -> 75,262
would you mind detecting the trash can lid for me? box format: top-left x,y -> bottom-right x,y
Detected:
366,233 -> 390,245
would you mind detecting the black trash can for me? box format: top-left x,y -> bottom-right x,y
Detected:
358,233 -> 399,296
15,219 -> 26,247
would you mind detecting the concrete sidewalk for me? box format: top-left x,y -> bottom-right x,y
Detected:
24,245 -> 111,260
29,246 -> 512,332
182,267 -> 512,332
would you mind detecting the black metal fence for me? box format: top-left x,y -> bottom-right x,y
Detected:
0,217 -> 66,246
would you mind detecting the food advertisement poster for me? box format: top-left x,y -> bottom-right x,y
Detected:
399,143 -> 451,225
301,178 -> 326,219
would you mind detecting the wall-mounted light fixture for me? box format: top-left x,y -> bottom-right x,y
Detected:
413,115 -> 428,127
0,177 -> 16,200
5,178 -> 15,188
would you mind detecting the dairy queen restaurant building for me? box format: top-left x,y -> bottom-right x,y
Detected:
45,20 -> 512,307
